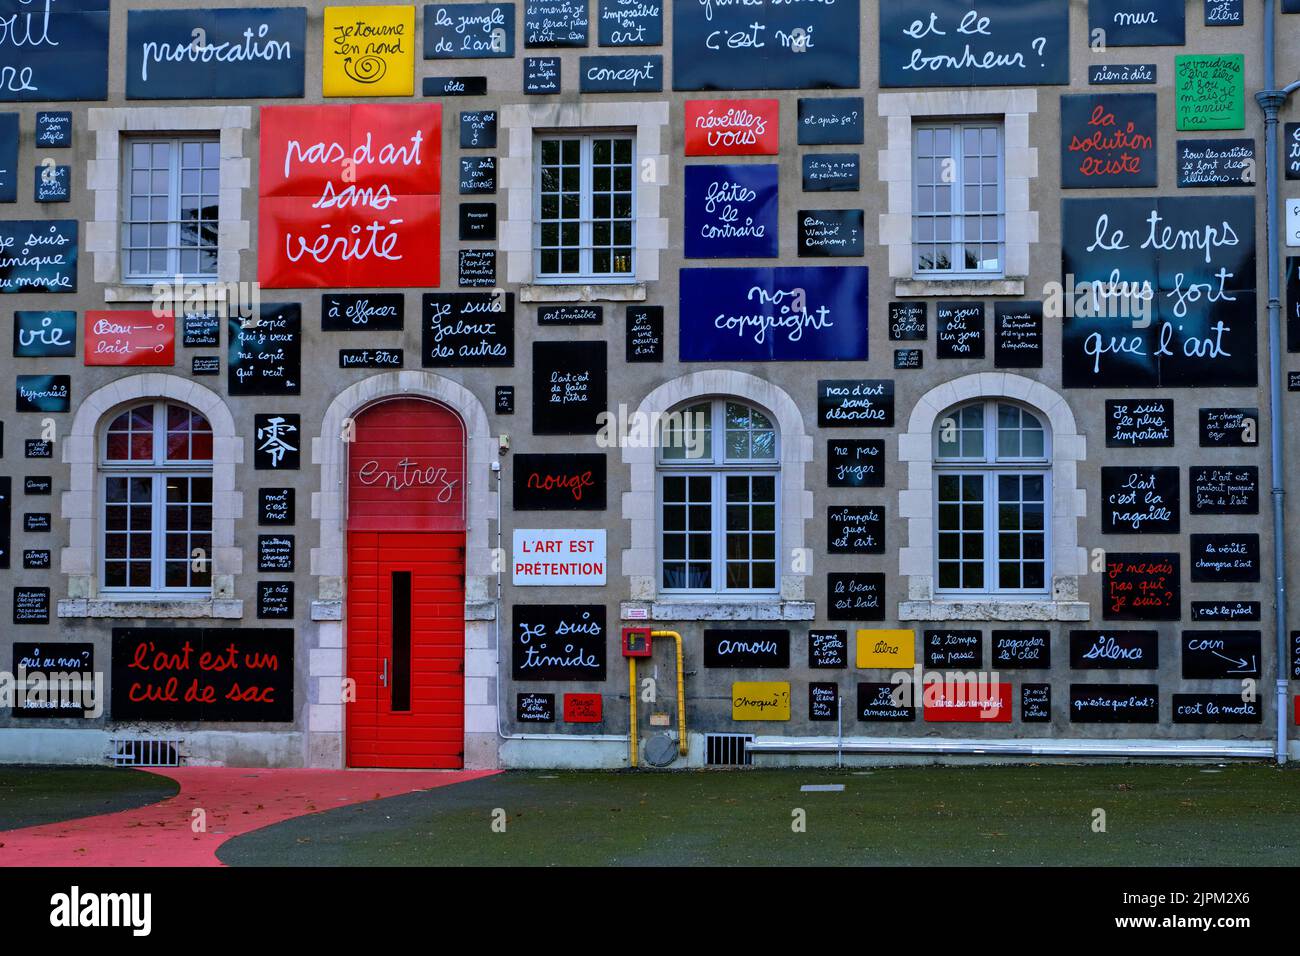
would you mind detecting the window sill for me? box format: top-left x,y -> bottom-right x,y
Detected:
102,285 -> 162,304
621,600 -> 815,622
894,278 -> 1025,298
520,283 -> 646,304
58,598 -> 244,619
899,599 -> 1089,622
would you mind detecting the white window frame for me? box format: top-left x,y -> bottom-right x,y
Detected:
532,130 -> 637,284
656,398 -> 781,598
99,400 -> 214,595
119,135 -> 220,285
912,120 -> 1006,279
933,400 -> 1050,598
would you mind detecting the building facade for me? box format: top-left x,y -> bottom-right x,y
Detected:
2,0 -> 1300,769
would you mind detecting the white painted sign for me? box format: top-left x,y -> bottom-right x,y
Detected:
1288,198 -> 1300,248
512,529 -> 607,586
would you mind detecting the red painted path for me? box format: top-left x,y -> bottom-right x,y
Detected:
0,767 -> 495,867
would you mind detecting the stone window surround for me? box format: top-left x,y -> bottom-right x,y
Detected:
85,106 -> 252,303
897,372 -> 1089,622
878,89 -> 1038,298
498,100 -> 669,303
621,370 -> 815,622
307,372 -> 498,769
58,374 -> 244,620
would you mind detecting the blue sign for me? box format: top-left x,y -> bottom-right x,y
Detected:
679,266 -> 869,362
880,0 -> 1069,88
33,164 -> 70,202
802,153 -> 859,192
797,97 -> 864,146
0,221 -> 77,293
672,0 -> 860,91
597,0 -> 662,46
126,8 -> 307,100
16,374 -> 69,413
424,3 -> 516,58
34,111 -> 71,146
579,54 -> 662,91
0,113 -> 15,202
0,0 -> 110,102
685,164 -> 778,259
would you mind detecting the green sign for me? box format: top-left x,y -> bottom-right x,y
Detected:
1175,54 -> 1245,130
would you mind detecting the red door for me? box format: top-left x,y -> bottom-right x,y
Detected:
346,399 -> 467,769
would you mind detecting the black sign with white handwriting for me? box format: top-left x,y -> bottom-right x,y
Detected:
532,341 -> 607,434
936,302 -> 985,359
625,305 -> 663,362
703,629 -> 790,668
857,681 -> 914,721
33,164 -> 69,202
888,301 -> 927,341
1287,124 -> 1300,180
827,505 -> 884,554
826,439 -> 885,487
458,249 -> 496,288
517,692 -> 555,722
182,312 -> 220,347
253,413 -> 300,470
322,293 -> 404,332
1104,552 -> 1180,621
459,110 -> 497,148
1089,0 -> 1185,46
1177,139 -> 1255,188
1105,399 -> 1174,447
1021,684 -> 1051,722
1191,601 -> 1259,623
35,111 -> 72,148
993,301 -> 1043,368
827,573 -> 885,621
423,75 -> 488,95
524,56 -> 562,91
1070,630 -> 1158,669
1173,693 -> 1260,723
798,209 -> 864,257
924,630 -> 982,668
597,0 -> 661,45
1204,0 -> 1243,25
423,3 -> 516,58
526,0 -> 589,46
125,7 -> 307,99
0,112 -> 15,201
256,581 -> 294,620
13,311 -> 76,357
672,0 -> 859,91
23,549 -> 50,570
801,154 -> 859,192
24,440 -> 50,459
808,629 -> 847,669
1069,684 -> 1159,723
459,202 -> 497,240
16,375 -> 69,413
893,348 -> 922,370
880,0 -> 1069,87
24,476 -> 50,495
422,291 -> 513,367
1189,465 -> 1258,515
511,604 -> 606,681
1190,533 -> 1260,583
1199,407 -> 1258,447
495,385 -> 514,414
797,97 -> 864,145
0,220 -> 78,293
339,348 -> 403,369
0,0 -> 110,102
24,512 -> 50,532
579,54 -> 662,91
460,156 -> 497,195
817,380 -> 894,427
809,682 -> 838,721
538,305 -> 602,326
1181,630 -> 1260,678
1088,63 -> 1157,85
258,487 -> 295,526
1101,466 -> 1180,534
12,586 -> 49,624
257,534 -> 295,573
12,643 -> 93,716
991,630 -> 1051,669
227,305 -> 301,396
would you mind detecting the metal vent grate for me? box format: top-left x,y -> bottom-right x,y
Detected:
705,733 -> 753,766
109,737 -> 183,767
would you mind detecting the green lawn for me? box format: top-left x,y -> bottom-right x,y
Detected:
219,764 -> 1300,867
0,766 -> 178,831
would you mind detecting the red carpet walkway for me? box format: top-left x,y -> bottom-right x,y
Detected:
0,767 -> 496,867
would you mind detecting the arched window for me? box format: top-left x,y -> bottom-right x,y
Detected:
657,398 -> 779,594
100,401 -> 213,592
934,400 -> 1049,595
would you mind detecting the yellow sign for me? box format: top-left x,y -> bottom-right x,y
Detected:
856,629 -> 915,669
323,5 -> 415,97
731,682 -> 791,721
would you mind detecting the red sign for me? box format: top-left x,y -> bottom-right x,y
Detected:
685,99 -> 779,156
258,104 -> 442,288
84,311 -> 175,366
922,681 -> 1013,723
347,398 -> 465,532
564,693 -> 602,723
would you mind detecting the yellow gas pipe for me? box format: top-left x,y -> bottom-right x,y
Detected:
627,630 -> 688,768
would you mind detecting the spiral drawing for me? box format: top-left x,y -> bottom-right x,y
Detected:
343,55 -> 388,84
